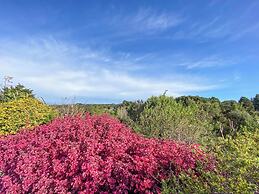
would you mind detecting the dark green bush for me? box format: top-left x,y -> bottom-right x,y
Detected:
115,100 -> 144,131
239,96 -> 254,112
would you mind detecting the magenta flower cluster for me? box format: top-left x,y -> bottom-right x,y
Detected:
0,114 -> 213,193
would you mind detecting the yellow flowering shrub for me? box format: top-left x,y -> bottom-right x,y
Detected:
0,97 -> 58,135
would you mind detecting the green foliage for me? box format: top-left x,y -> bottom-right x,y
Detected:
161,166 -> 224,194
115,100 -> 144,130
0,79 -> 257,192
176,96 -> 258,137
53,103 -> 117,117
162,129 -> 259,194
239,96 -> 254,112
0,84 -> 34,103
253,94 -> 259,111
137,95 -> 212,143
52,95 -> 258,141
121,100 -> 144,122
216,100 -> 258,137
176,96 -> 222,125
0,97 -> 57,135
221,100 -> 239,113
84,104 -> 116,115
227,110 -> 257,130
176,95 -> 220,106
0,79 -> 258,193
211,130 -> 259,193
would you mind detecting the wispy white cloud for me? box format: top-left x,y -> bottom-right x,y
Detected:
0,37 -> 217,103
110,8 -> 183,34
130,8 -> 182,31
171,10 -> 259,42
228,22 -> 259,41
171,17 -> 232,41
178,56 -> 235,69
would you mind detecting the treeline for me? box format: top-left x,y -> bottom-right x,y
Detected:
54,94 -> 259,142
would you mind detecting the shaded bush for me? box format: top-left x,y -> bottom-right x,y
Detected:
253,94 -> 259,111
239,96 -> 254,113
0,115 -> 213,193
0,97 -> 57,135
115,100 -> 144,131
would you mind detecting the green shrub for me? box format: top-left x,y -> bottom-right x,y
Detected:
239,96 -> 254,113
211,129 -> 259,193
137,95 -> 212,143
0,84 -> 34,103
115,100 -> 144,131
0,97 -> 58,135
161,165 -> 224,194
53,103 -> 116,117
176,96 -> 258,137
162,129 -> 259,193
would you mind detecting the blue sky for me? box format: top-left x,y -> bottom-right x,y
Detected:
0,0 -> 258,103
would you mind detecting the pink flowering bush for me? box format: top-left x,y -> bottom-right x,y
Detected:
0,114 -> 214,193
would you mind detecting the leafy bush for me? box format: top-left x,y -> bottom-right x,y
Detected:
53,103 -> 116,117
239,96 -> 254,113
176,96 -> 258,137
211,129 -> 259,193
115,100 -> 144,131
0,115 -> 213,193
137,95 -> 212,143
119,100 -> 144,122
0,97 -> 57,135
215,101 -> 259,136
53,103 -> 87,117
162,129 -> 259,193
253,94 -> 259,111
226,110 -> 257,131
161,165 -> 224,194
0,84 -> 34,103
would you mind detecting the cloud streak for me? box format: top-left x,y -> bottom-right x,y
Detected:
0,37 -> 217,103
170,7 -> 259,42
130,8 -> 182,31
109,8 -> 183,35
178,56 -> 235,69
